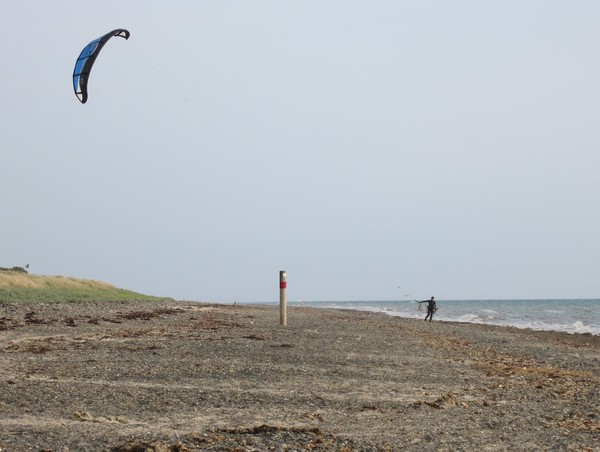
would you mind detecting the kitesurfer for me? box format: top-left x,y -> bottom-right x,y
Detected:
419,296 -> 437,322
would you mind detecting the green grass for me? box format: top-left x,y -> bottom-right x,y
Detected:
0,271 -> 171,303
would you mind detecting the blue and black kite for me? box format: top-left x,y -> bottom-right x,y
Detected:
73,29 -> 130,104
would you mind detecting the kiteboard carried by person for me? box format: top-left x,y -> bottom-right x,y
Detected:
418,296 -> 437,322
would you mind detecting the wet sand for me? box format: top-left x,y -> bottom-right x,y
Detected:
0,300 -> 598,451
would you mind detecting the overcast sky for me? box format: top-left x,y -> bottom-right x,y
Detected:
2,1 -> 599,302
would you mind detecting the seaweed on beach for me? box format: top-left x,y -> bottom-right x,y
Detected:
111,425 -> 362,452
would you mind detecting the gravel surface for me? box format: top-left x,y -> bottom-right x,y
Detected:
0,300 -> 598,451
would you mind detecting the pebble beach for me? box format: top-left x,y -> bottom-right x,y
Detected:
0,300 -> 598,451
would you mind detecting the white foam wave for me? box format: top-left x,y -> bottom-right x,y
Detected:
458,313 -> 481,322
296,300 -> 600,336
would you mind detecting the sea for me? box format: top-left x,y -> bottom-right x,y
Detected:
289,299 -> 600,336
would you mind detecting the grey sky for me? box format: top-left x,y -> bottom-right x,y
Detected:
2,1 -> 599,302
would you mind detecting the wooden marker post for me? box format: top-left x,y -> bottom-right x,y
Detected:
279,270 -> 287,326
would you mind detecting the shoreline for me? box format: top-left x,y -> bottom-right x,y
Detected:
1,300 -> 598,450
279,299 -> 600,337
247,301 -> 600,338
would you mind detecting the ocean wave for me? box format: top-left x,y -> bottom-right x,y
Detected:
295,300 -> 600,336
457,313 -> 481,323
524,320 -> 600,336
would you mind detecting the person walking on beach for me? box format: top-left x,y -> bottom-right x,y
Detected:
419,296 -> 437,322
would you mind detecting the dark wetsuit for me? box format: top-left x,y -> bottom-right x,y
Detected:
419,298 -> 436,322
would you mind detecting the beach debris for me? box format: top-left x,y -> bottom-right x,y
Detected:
305,411 -> 326,422
110,425 -> 360,451
416,392 -> 461,409
24,311 -> 50,325
243,334 -> 268,341
556,416 -> 600,433
74,411 -> 94,422
119,308 -> 184,322
74,411 -> 129,424
111,440 -> 190,452
0,316 -> 11,330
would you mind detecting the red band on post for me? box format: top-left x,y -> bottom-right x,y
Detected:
280,282 -> 287,289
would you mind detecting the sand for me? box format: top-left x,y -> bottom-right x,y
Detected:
0,300 -> 598,451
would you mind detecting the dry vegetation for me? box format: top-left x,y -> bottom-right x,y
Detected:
0,271 -> 115,290
0,270 -> 168,303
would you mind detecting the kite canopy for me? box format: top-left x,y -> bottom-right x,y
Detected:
73,29 -> 130,104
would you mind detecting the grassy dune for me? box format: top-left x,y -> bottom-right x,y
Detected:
0,271 -> 169,303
